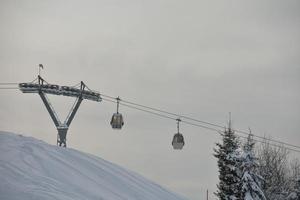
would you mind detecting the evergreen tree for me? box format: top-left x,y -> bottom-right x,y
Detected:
214,119 -> 241,200
241,134 -> 266,200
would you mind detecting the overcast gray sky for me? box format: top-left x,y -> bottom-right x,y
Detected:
1,0 -> 300,199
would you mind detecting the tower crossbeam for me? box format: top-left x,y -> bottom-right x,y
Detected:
19,76 -> 101,147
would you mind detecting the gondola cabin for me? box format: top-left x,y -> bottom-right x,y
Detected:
172,133 -> 185,150
110,113 -> 124,129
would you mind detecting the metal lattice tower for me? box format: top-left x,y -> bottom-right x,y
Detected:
19,75 -> 101,147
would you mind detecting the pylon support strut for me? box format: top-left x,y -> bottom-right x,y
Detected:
39,91 -> 83,147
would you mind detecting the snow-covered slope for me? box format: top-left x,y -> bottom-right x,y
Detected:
0,132 -> 187,200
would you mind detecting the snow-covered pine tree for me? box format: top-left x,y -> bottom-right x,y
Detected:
241,134 -> 266,200
214,119 -> 241,200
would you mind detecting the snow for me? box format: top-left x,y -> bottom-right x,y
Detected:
0,131 -> 187,200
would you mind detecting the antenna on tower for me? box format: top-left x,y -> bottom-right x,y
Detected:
39,64 -> 44,77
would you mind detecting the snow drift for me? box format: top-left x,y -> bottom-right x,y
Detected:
0,131 -> 187,200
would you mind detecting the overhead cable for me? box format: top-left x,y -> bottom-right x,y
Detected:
101,98 -> 300,153
99,93 -> 300,150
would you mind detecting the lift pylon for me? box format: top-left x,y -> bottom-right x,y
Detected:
19,75 -> 101,147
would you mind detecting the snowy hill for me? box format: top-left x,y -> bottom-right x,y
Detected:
0,131 -> 187,200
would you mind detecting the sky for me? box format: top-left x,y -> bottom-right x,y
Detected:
0,0 -> 300,199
